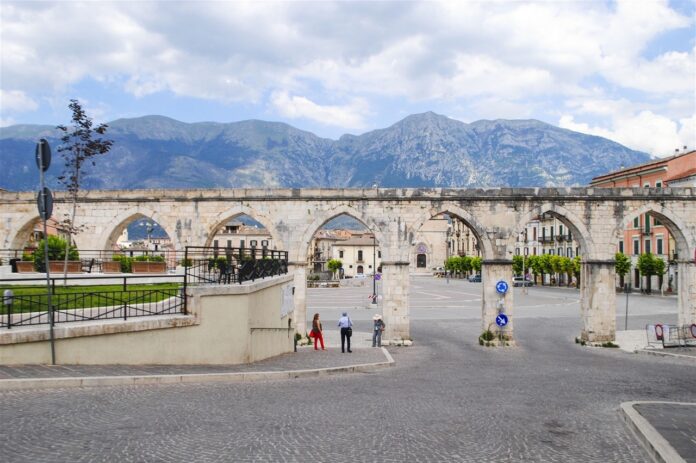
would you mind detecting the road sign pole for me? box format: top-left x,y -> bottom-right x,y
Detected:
37,139 -> 56,365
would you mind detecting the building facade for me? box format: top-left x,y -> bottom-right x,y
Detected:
590,149 -> 695,291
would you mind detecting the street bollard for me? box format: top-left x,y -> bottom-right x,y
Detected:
3,289 -> 13,329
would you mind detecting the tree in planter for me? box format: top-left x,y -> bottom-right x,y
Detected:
32,235 -> 79,272
56,99 -> 113,279
637,253 -> 658,294
327,258 -> 343,279
615,252 -> 631,289
549,255 -> 563,286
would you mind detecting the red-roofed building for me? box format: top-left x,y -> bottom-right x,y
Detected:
590,149 -> 695,291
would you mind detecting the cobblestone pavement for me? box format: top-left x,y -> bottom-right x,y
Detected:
634,403 -> 696,462
2,314 -> 695,462
0,345 -> 385,379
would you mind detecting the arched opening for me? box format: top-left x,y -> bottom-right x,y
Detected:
614,205 -> 692,335
305,213 -> 380,280
299,211 -> 385,346
9,217 -> 70,252
416,253 -> 427,268
106,215 -> 173,253
511,211 -> 587,288
206,213 -> 276,253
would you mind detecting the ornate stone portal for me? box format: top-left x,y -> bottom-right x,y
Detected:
2,187 -> 695,342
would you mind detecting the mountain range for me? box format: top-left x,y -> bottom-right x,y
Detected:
0,112 -> 650,191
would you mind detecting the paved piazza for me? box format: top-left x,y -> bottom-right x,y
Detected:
1,277 -> 694,462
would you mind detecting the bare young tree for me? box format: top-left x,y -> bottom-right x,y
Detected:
57,99 -> 113,279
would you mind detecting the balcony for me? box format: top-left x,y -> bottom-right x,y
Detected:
539,236 -> 555,243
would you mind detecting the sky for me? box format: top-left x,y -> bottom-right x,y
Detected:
1,0 -> 694,157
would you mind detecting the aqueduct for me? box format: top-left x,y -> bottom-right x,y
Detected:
2,187 -> 695,342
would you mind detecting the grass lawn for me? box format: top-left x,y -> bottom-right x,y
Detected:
0,283 -> 182,313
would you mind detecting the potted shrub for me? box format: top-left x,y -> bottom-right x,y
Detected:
32,236 -> 80,272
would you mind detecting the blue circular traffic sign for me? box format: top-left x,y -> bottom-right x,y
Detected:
496,314 -> 509,327
495,280 -> 509,294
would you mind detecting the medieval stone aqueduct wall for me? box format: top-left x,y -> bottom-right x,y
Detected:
1,187 -> 695,342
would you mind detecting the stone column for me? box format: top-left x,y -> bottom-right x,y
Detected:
381,261 -> 410,340
481,260 -> 514,338
677,261 -> 696,327
288,262 -> 307,335
580,260 -> 616,342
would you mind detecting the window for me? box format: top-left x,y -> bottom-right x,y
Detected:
618,240 -> 624,254
250,240 -> 258,247
633,217 -> 639,228
559,225 -> 564,235
213,240 -> 219,248
524,247 -> 529,256
549,249 -> 555,255
633,239 -> 639,255
542,227 -> 546,239
533,228 -> 537,241
261,240 -> 269,247
550,226 -> 554,238
567,247 -> 573,258
533,247 -> 537,255
558,247 -> 563,256
653,217 -> 662,226
240,239 -> 245,248
644,182 -> 650,188
339,250 -> 344,258
378,251 -> 381,258
644,239 -> 651,254
227,240 -> 232,248
515,248 -> 520,255
656,236 -> 663,255
576,247 -> 579,257
358,250 -> 363,261
655,181 -> 662,188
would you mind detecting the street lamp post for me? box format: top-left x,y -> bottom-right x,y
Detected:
372,232 -> 377,304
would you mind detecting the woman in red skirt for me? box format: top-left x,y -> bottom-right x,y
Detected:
311,313 -> 325,350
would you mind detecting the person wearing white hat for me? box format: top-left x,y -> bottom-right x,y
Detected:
372,314 -> 385,347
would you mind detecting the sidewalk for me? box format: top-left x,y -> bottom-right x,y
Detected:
0,345 -> 394,391
621,401 -> 696,463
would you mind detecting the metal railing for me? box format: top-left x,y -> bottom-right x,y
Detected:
183,246 -> 288,287
1,274 -> 185,329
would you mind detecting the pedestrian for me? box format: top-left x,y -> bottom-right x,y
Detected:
311,313 -> 325,350
337,311 -> 353,353
372,314 -> 385,347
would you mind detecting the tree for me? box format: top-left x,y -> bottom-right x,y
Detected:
56,99 -> 113,278
654,257 -> 666,293
614,252 -> 631,289
572,256 -> 581,288
549,255 -> 563,286
471,256 -> 482,274
637,253 -> 658,294
327,258 -> 343,279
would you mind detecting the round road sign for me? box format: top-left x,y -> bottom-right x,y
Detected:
495,280 -> 509,294
496,314 -> 509,327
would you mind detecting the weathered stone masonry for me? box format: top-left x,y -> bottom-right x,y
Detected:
2,187 -> 695,342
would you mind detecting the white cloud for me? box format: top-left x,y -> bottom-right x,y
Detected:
270,92 -> 369,129
0,0 -> 693,139
0,89 -> 38,112
559,110 -> 696,157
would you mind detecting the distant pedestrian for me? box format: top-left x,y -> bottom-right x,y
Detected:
311,313 -> 325,350
372,314 -> 385,347
337,311 -> 353,353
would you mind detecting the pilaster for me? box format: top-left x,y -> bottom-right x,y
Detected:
677,261 -> 696,327
288,262 -> 307,335
381,261 -> 410,340
481,260 -> 514,338
580,260 -> 616,342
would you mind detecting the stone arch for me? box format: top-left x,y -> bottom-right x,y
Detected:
409,203 -> 495,260
614,202 -> 694,256
7,214 -> 43,250
204,205 -> 286,251
294,204 -> 388,263
100,208 -> 181,251
506,202 -> 596,257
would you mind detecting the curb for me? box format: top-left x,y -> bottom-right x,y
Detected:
636,350 -> 696,362
620,401 -> 691,463
0,347 -> 395,391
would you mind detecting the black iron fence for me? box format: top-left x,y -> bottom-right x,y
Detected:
1,274 -> 185,329
183,246 -> 288,287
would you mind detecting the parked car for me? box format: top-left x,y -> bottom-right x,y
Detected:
468,274 -> 482,283
513,276 -> 533,287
